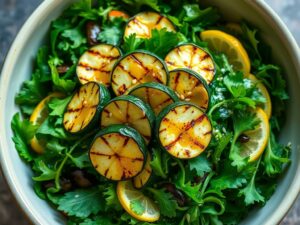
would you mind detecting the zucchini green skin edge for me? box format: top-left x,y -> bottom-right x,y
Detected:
165,43 -> 216,84
155,101 -> 212,159
101,94 -> 156,131
128,82 -> 179,102
89,124 -> 148,180
110,50 -> 169,95
63,82 -> 111,134
168,68 -> 211,110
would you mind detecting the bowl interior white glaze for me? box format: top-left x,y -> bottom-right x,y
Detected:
1,0 -> 300,225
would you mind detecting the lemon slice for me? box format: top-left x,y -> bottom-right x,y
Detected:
248,74 -> 272,118
30,92 -> 63,154
117,180 -> 160,222
240,108 -> 270,162
200,30 -> 251,75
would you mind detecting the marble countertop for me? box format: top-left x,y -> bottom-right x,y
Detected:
0,0 -> 299,224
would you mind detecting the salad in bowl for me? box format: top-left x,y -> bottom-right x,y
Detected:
11,0 -> 291,224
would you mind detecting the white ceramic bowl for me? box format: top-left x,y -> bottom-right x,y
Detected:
1,0 -> 300,224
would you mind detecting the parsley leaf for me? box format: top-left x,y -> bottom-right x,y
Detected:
80,216 -> 114,225
98,18 -> 126,45
32,160 -> 56,181
11,113 -> 38,162
150,147 -> 170,179
48,59 -> 76,94
61,25 -> 87,49
263,131 -> 290,176
223,72 -> 246,98
65,0 -> 99,20
188,154 -> 212,177
241,22 -> 261,60
48,96 -> 72,117
103,184 -> 122,211
123,34 -> 145,53
122,0 -> 160,12
238,160 -> 265,205
58,187 -> 105,218
148,188 -> 178,218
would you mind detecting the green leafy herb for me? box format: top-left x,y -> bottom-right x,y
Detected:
188,154 -> 212,177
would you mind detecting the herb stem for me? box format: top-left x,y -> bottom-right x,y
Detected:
54,130 -> 97,191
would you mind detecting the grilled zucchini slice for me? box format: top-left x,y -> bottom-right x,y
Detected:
89,125 -> 147,181
133,152 -> 152,189
63,82 -> 111,134
124,12 -> 176,39
128,82 -> 179,115
111,51 -> 168,96
169,69 -> 210,111
165,44 -> 215,84
157,102 -> 212,159
77,44 -> 121,86
101,95 -> 155,143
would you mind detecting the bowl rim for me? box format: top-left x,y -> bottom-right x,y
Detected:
0,0 -> 300,225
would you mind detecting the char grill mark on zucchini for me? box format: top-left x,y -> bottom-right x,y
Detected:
169,69 -> 209,111
157,102 -> 212,159
129,82 -> 179,115
77,44 -> 121,86
133,152 -> 152,189
111,51 -> 168,96
165,44 -> 215,84
101,96 -> 155,143
124,12 -> 176,39
63,82 -> 110,133
89,125 -> 147,181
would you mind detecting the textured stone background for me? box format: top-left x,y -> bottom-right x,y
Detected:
0,0 -> 299,224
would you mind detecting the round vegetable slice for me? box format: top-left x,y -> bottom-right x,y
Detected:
248,74 -> 272,118
111,51 -> 168,96
101,95 -> 155,143
237,108 -> 270,162
128,82 -> 179,115
157,102 -> 212,159
169,69 -> 210,111
77,44 -> 121,86
117,180 -> 160,222
124,11 -> 176,39
30,92 -> 64,154
89,125 -> 147,181
165,43 -> 215,84
133,152 -> 152,189
200,30 -> 251,75
63,82 -> 111,134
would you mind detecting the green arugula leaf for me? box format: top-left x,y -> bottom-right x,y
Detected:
130,199 -> 145,215
48,59 -> 76,94
148,188 -> 178,218
48,96 -> 71,117
103,184 -> 122,211
11,113 -> 38,162
33,160 -> 56,181
58,187 -> 105,218
188,154 -> 212,177
263,131 -> 290,176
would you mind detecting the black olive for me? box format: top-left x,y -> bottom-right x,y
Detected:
162,183 -> 187,207
86,21 -> 101,46
42,181 -> 55,190
57,65 -> 70,74
239,134 -> 250,143
71,170 -> 92,188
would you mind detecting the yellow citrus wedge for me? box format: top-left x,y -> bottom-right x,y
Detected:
248,74 -> 272,118
117,180 -> 160,222
30,92 -> 64,154
200,30 -> 251,75
240,108 -> 270,162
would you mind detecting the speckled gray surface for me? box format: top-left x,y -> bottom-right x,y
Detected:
0,0 -> 299,225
